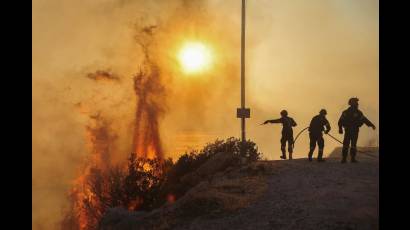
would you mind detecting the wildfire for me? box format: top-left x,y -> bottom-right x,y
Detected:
70,176 -> 91,229
63,23 -> 168,230
132,42 -> 166,160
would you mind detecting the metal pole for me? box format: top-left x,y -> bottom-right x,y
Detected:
241,0 -> 246,145
237,0 -> 249,157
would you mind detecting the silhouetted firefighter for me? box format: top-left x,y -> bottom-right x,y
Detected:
263,110 -> 297,160
308,109 -> 331,162
338,97 -> 376,163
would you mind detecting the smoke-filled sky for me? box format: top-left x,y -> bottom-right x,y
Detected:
33,0 -> 378,229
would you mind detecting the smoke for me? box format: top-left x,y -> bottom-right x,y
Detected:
87,70 -> 120,82
131,26 -> 167,160
33,0 -> 378,229
60,113 -> 117,230
33,0 -> 233,229
365,136 -> 379,148
242,0 -> 379,159
132,66 -> 165,159
84,113 -> 118,169
61,20 -> 177,230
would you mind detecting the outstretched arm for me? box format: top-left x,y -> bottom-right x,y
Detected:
362,116 -> 376,129
263,118 -> 282,124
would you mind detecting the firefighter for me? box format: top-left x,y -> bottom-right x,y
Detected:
338,97 -> 376,163
263,110 -> 297,160
308,109 -> 331,162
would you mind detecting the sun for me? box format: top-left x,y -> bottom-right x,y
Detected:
178,42 -> 212,74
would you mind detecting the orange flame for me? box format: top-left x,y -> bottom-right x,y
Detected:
65,33 -> 167,228
132,65 -> 165,160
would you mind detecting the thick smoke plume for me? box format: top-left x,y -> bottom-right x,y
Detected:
132,26 -> 166,160
33,1 -> 378,229
33,1 -> 228,229
61,21 -> 169,229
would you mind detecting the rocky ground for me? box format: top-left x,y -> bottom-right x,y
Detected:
101,147 -> 378,230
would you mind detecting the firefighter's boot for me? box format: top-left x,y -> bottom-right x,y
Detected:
341,146 -> 348,163
280,147 -> 286,159
308,150 -> 313,162
350,147 -> 358,163
317,149 -> 325,162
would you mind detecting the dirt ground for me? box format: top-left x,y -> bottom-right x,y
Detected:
100,147 -> 378,230
179,148 -> 379,230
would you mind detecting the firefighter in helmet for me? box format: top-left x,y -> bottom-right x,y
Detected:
338,97 -> 376,163
263,110 -> 297,160
308,109 -> 331,162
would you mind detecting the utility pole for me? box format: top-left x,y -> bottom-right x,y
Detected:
237,0 -> 250,156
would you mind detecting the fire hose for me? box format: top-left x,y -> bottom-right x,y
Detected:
260,124 -> 309,149
292,126 -> 376,156
324,132 -> 377,157
292,126 -> 309,149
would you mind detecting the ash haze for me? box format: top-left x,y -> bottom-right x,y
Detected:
32,0 -> 378,229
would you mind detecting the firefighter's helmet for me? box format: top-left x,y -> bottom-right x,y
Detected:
348,97 -> 359,106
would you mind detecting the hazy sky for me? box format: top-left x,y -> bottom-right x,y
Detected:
33,0 -> 378,229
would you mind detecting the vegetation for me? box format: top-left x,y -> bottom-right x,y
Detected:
62,137 -> 261,230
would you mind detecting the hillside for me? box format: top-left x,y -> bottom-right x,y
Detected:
100,147 -> 379,230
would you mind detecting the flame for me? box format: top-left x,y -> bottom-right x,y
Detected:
64,68 -> 166,229
62,113 -> 117,230
166,194 -> 176,204
64,62 -> 166,229
128,196 -> 143,211
132,63 -> 165,160
63,24 -> 167,230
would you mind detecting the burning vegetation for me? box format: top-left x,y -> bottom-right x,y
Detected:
61,23 -> 170,230
60,22 -> 257,230
132,24 -> 167,160
62,135 -> 261,230
60,5 -> 251,227
132,63 -> 165,160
